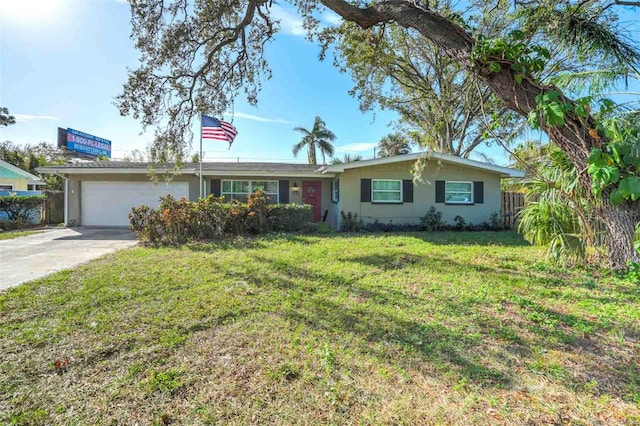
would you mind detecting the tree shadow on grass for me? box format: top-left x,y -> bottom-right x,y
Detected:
185,238 -> 267,252
185,231 -> 530,253
247,252 -> 639,400
247,253 -> 513,388
287,296 -> 512,386
184,233 -> 322,252
410,231 -> 531,247
344,251 -> 503,276
344,251 -> 635,309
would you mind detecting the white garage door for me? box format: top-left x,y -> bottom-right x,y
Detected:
81,181 -> 190,226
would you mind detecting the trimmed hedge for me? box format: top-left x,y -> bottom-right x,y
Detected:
0,195 -> 46,225
129,191 -> 312,246
271,204 -> 314,232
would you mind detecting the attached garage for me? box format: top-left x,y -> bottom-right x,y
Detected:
80,181 -> 189,226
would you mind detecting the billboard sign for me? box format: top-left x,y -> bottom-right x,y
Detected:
65,128 -> 111,158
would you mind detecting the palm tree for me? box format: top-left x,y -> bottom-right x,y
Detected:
331,153 -> 363,164
292,116 -> 336,165
517,146 -> 600,265
377,133 -> 412,157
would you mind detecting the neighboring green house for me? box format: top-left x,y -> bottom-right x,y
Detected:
38,152 -> 524,228
0,159 -> 46,224
0,159 -> 45,193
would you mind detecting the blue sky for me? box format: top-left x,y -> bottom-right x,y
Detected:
0,1 -> 638,166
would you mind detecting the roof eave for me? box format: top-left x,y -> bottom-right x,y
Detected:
36,167 -> 334,178
503,170 -> 526,178
37,167 -> 197,175
201,171 -> 333,178
324,152 -> 524,178
1,159 -> 42,180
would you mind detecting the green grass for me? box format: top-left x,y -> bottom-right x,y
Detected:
0,230 -> 41,240
1,232 -> 639,424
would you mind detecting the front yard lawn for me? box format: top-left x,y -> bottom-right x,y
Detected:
0,230 -> 41,240
1,232 -> 639,424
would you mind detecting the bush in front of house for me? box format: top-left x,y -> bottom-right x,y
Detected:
452,215 -> 467,230
0,194 -> 46,226
337,207 -> 507,234
270,204 -> 313,232
192,195 -> 233,238
340,211 -> 364,232
128,204 -> 162,245
420,206 -> 444,231
419,207 -> 510,232
129,191 -> 313,246
362,220 -> 422,232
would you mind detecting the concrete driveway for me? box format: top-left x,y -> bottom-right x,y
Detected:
0,228 -> 137,291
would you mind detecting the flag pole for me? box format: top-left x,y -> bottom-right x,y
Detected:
199,114 -> 203,198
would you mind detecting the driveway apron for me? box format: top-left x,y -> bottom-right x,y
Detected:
0,228 -> 137,291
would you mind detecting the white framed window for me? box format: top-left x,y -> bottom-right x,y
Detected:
372,179 -> 402,203
332,179 -> 340,202
221,180 -> 279,203
445,181 -> 473,204
0,184 -> 13,191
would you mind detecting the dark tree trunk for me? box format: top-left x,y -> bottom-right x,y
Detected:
598,202 -> 640,268
321,0 -> 640,268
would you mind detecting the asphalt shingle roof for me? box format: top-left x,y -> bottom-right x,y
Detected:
42,161 -> 325,173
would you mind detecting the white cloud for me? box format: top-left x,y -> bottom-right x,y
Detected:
322,10 -> 342,26
227,111 -> 292,124
270,4 -> 306,37
336,142 -> 377,153
13,114 -> 60,123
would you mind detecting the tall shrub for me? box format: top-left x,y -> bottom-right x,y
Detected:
192,195 -> 231,238
517,147 -> 599,264
270,204 -> 313,232
0,194 -> 46,224
157,195 -> 195,245
129,191 -> 313,246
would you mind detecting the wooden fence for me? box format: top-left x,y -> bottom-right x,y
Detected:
501,191 -> 526,230
43,191 -> 64,224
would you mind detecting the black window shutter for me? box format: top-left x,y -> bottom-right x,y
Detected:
211,179 -> 221,197
435,180 -> 445,203
279,180 -> 289,204
402,179 -> 413,203
361,179 -> 372,202
474,181 -> 484,204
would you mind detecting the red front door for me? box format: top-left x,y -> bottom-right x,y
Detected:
302,181 -> 322,222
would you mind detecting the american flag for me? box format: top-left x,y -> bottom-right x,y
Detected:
202,115 -> 238,144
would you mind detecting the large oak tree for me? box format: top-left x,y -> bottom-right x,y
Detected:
118,0 -> 640,268
322,0 -> 525,158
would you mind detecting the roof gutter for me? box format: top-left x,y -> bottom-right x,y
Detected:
198,171 -> 334,178
37,167 -> 197,175
323,153 -> 525,178
36,167 -> 334,178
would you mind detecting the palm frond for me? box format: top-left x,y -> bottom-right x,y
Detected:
292,126 -> 310,135
545,233 -> 586,265
550,68 -> 634,95
342,153 -> 363,162
312,116 -> 327,133
317,140 -> 335,157
551,7 -> 640,71
317,129 -> 337,141
292,140 -> 307,157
